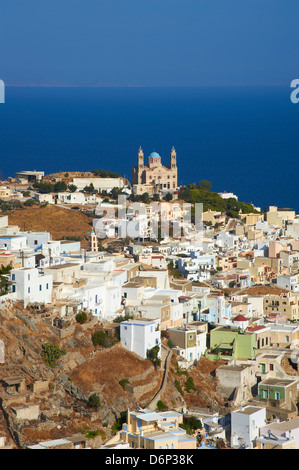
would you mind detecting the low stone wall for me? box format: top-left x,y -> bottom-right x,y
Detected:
51,325 -> 75,338
126,376 -> 160,399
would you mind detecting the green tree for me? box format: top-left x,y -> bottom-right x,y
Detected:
198,180 -> 212,191
165,192 -> 173,201
68,184 -> 77,192
0,264 -> 12,275
0,275 -> 10,296
109,187 -> 123,199
141,192 -> 150,204
146,345 -> 161,368
53,181 -> 68,192
83,183 -> 95,194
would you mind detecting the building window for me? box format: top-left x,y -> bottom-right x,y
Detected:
262,389 -> 268,399
46,283 -> 49,290
28,287 -> 30,293
275,392 -> 280,400
12,274 -> 15,280
39,285 -> 42,291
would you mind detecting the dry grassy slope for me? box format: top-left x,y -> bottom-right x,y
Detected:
67,345 -> 162,405
6,205 -> 93,247
161,356 -> 228,411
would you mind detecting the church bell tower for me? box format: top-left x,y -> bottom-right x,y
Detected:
170,146 -> 177,169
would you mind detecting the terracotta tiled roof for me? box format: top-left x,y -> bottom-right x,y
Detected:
233,314 -> 248,322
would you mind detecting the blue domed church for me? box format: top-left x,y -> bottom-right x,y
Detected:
131,147 -> 178,194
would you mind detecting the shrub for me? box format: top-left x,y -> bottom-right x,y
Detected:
167,339 -> 175,349
119,378 -> 130,390
157,400 -> 168,411
185,376 -> 196,393
92,330 -> 113,348
88,393 -> 101,409
111,411 -> 127,434
174,363 -> 188,376
179,415 -> 202,435
113,312 -> 134,323
75,311 -> 88,324
23,198 -> 37,207
84,429 -> 100,439
174,379 -> 184,396
41,343 -> 66,368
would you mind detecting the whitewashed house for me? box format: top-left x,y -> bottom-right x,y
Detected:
230,406 -> 267,449
120,319 -> 161,359
10,268 -> 53,306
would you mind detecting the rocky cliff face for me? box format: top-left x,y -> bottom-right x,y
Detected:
0,303 -> 162,448
0,302 -> 228,449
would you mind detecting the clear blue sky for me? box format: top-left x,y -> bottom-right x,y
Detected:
1,0 -> 298,86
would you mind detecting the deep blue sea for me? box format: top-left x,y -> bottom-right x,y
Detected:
0,86 -> 298,211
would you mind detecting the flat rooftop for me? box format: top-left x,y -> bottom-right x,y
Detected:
45,263 -> 80,269
236,406 -> 264,416
260,378 -> 297,387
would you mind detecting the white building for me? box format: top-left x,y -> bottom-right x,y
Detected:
72,177 -> 124,193
11,268 -> 53,306
120,319 -> 161,359
218,191 -> 238,201
22,231 -> 51,250
276,274 -> 299,292
56,192 -> 99,205
0,235 -> 27,251
230,405 -> 267,449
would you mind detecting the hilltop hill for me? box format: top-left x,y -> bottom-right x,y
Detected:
6,205 -> 94,248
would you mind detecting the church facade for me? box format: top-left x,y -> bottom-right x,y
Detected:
131,147 -> 178,194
